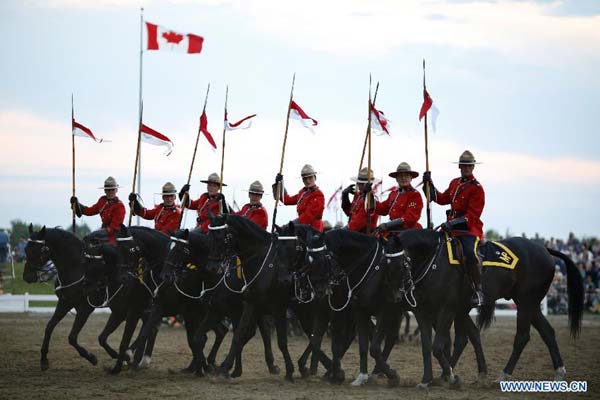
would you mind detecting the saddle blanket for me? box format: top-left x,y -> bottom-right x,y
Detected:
445,236 -> 519,270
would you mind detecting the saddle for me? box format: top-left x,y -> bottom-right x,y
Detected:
445,234 -> 519,270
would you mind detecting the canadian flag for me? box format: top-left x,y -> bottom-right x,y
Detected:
146,22 -> 204,54
370,103 -> 391,135
141,123 -> 173,156
289,101 -> 318,133
200,111 -> 217,150
224,112 -> 257,131
419,89 -> 440,132
72,119 -> 104,143
326,185 -> 343,210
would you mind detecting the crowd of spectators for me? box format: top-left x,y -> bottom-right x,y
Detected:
532,233 -> 600,314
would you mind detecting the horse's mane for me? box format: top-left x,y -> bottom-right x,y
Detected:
44,227 -> 83,248
228,214 -> 271,243
395,229 -> 440,261
129,226 -> 169,259
325,229 -> 377,261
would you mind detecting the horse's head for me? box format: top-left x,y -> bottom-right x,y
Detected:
162,229 -> 193,284
115,225 -> 143,285
383,234 -> 415,304
206,212 -> 236,272
303,229 -> 338,299
23,224 -> 51,283
81,233 -> 114,291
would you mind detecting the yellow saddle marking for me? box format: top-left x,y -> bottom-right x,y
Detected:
186,263 -> 198,270
445,235 -> 518,270
236,256 -> 242,279
483,241 -> 519,270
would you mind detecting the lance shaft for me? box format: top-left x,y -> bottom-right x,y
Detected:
178,83 -> 211,229
218,86 -> 229,213
423,59 -> 433,229
365,77 -> 374,234
129,102 -> 143,227
271,73 -> 296,232
71,94 -> 76,234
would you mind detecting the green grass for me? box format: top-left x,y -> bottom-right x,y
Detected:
0,262 -> 56,295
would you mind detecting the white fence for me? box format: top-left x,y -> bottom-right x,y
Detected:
468,297 -> 548,317
0,293 -> 110,313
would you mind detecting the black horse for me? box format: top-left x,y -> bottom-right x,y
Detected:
384,230 -> 584,386
104,225 -> 171,374
164,228 -> 280,378
80,231 -> 164,370
23,225 -> 98,370
300,228 -> 402,387
206,214 -> 334,382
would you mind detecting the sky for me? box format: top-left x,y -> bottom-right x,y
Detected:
0,0 -> 599,239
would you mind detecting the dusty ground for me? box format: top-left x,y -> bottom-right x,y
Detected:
0,312 -> 598,400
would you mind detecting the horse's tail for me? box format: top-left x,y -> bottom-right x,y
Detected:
477,299 -> 496,331
547,248 -> 584,338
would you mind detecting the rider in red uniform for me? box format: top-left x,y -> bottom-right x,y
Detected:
375,162 -> 423,233
129,182 -> 182,235
179,173 -> 229,233
70,176 -> 126,243
341,167 -> 379,233
235,181 -> 268,230
274,164 -> 325,232
423,150 -> 485,306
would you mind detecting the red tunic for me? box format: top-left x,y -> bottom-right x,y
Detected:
283,185 -> 325,232
83,196 -> 126,243
235,203 -> 269,230
188,193 -> 223,233
343,193 -> 379,233
435,175 -> 485,239
375,185 -> 423,229
140,204 -> 182,235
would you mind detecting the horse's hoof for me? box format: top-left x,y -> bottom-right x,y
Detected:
350,372 -> 369,387
125,349 -> 133,364
41,361 -> 49,371
555,366 -> 566,381
231,369 -> 242,378
88,353 -> 98,366
284,374 -> 295,383
309,366 -> 318,376
195,369 -> 206,378
108,367 -> 121,375
204,363 -> 217,375
416,382 -> 430,391
299,366 -> 310,379
495,371 -> 512,383
180,365 -> 195,373
269,365 -> 280,375
137,355 -> 151,369
472,372 -> 488,385
388,370 -> 400,388
449,374 -> 461,389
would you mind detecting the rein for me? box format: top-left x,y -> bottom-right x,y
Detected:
324,241 -> 382,312
87,284 -> 124,308
223,240 -> 275,294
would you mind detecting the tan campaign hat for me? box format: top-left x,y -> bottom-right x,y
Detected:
98,176 -> 121,190
452,150 -> 481,165
388,162 -> 419,179
200,173 -> 227,186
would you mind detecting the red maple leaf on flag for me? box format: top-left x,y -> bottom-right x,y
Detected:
162,31 -> 184,44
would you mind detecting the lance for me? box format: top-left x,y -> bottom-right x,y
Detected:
178,83 -> 211,229
128,101 -> 143,227
423,59 -> 433,229
71,94 -> 76,234
218,85 -> 229,213
357,81 -> 380,172
365,76 -> 374,234
271,73 -> 296,232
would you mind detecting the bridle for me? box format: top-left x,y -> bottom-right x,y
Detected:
27,238 -> 84,290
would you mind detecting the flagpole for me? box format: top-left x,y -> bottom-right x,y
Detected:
71,94 -> 76,234
271,73 -> 296,232
423,59 -> 433,229
135,7 -> 144,225
218,85 -> 229,212
178,83 -> 211,229
358,82 -> 379,173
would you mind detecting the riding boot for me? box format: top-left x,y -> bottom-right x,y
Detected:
468,261 -> 484,307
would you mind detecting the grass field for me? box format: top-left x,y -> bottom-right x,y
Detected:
0,261 -> 55,295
